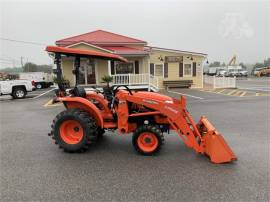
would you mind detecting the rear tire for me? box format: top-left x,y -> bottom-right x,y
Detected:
12,87 -> 26,99
132,125 -> 164,155
97,127 -> 105,139
49,109 -> 98,152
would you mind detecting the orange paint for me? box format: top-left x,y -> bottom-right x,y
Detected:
137,132 -> 158,153
57,97 -> 104,127
59,120 -> 83,144
46,46 -> 128,62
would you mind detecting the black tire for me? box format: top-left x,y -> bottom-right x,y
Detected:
97,127 -> 105,139
36,83 -> 43,89
49,109 -> 98,152
12,87 -> 26,99
132,125 -> 164,156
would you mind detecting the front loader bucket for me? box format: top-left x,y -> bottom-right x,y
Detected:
198,116 -> 237,164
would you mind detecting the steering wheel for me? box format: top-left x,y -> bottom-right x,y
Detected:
113,85 -> 133,96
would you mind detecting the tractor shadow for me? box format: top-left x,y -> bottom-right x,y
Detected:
83,132 -> 237,168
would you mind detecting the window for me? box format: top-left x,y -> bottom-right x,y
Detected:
164,63 -> 168,78
192,62 -> 196,77
184,64 -> 192,76
155,64 -> 164,77
115,62 -> 134,74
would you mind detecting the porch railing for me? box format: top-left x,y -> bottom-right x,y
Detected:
111,73 -> 159,90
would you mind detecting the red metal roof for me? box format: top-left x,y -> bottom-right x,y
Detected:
56,30 -> 147,46
45,46 -> 128,62
101,46 -> 149,55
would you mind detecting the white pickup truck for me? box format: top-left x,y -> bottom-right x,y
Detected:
0,80 -> 35,99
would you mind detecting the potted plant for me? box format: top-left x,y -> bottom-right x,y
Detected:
101,75 -> 113,87
53,76 -> 70,88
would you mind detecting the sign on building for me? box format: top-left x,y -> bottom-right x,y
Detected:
165,56 -> 183,63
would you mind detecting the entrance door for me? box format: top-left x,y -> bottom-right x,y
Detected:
78,65 -> 86,85
86,60 -> 96,84
77,60 -> 96,85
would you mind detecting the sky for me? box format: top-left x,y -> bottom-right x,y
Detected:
0,0 -> 269,68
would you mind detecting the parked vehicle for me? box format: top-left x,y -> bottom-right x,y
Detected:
207,67 -> 217,76
0,80 -> 35,99
227,69 -> 238,77
254,67 -> 270,77
19,72 -> 53,89
238,70 -> 248,77
216,70 -> 228,77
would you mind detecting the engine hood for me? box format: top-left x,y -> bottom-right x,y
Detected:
133,91 -> 174,102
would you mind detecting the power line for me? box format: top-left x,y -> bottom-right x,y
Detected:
0,58 -> 13,61
0,57 -> 20,62
0,61 -> 13,64
0,37 -> 46,46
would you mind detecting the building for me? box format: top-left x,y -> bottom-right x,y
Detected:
55,30 -> 207,90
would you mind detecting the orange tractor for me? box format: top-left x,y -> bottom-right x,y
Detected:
46,46 -> 237,164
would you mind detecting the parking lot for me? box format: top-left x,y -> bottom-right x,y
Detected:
237,77 -> 270,92
1,79 -> 270,201
0,87 -> 56,101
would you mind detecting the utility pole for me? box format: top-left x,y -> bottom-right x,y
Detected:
21,56 -> 24,71
27,58 -> 29,72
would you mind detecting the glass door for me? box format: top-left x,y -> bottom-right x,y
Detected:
86,60 -> 96,84
78,64 -> 86,85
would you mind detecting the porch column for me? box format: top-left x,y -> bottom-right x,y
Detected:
108,60 -> 111,76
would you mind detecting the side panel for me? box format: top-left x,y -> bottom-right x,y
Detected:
0,81 -> 12,94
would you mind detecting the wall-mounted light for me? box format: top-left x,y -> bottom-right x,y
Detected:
206,59 -> 209,64
158,55 -> 164,61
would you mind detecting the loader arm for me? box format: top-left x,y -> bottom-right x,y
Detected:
124,93 -> 237,163
125,94 -> 202,152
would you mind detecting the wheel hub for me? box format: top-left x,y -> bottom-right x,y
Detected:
137,132 -> 158,153
16,90 -> 24,97
59,120 -> 83,144
74,127 -> 80,132
144,137 -> 152,144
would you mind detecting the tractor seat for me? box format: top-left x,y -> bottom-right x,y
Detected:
72,86 -> 86,98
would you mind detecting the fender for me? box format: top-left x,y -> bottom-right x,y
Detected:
57,97 -> 104,127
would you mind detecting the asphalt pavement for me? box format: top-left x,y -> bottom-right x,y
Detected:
0,83 -> 270,201
237,77 -> 270,92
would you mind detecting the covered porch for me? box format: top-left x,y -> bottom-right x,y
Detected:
62,55 -> 159,91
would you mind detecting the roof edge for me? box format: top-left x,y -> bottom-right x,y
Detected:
66,41 -> 114,53
148,46 -> 208,56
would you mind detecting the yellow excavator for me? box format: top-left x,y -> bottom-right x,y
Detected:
228,55 -> 237,66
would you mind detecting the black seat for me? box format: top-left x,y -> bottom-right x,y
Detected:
72,86 -> 86,98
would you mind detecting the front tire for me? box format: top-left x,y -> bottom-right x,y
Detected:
132,125 -> 164,155
49,109 -> 98,152
12,87 -> 26,99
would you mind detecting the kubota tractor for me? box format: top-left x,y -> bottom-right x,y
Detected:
46,46 -> 237,164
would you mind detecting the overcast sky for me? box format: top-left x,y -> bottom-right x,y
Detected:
0,0 -> 269,68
